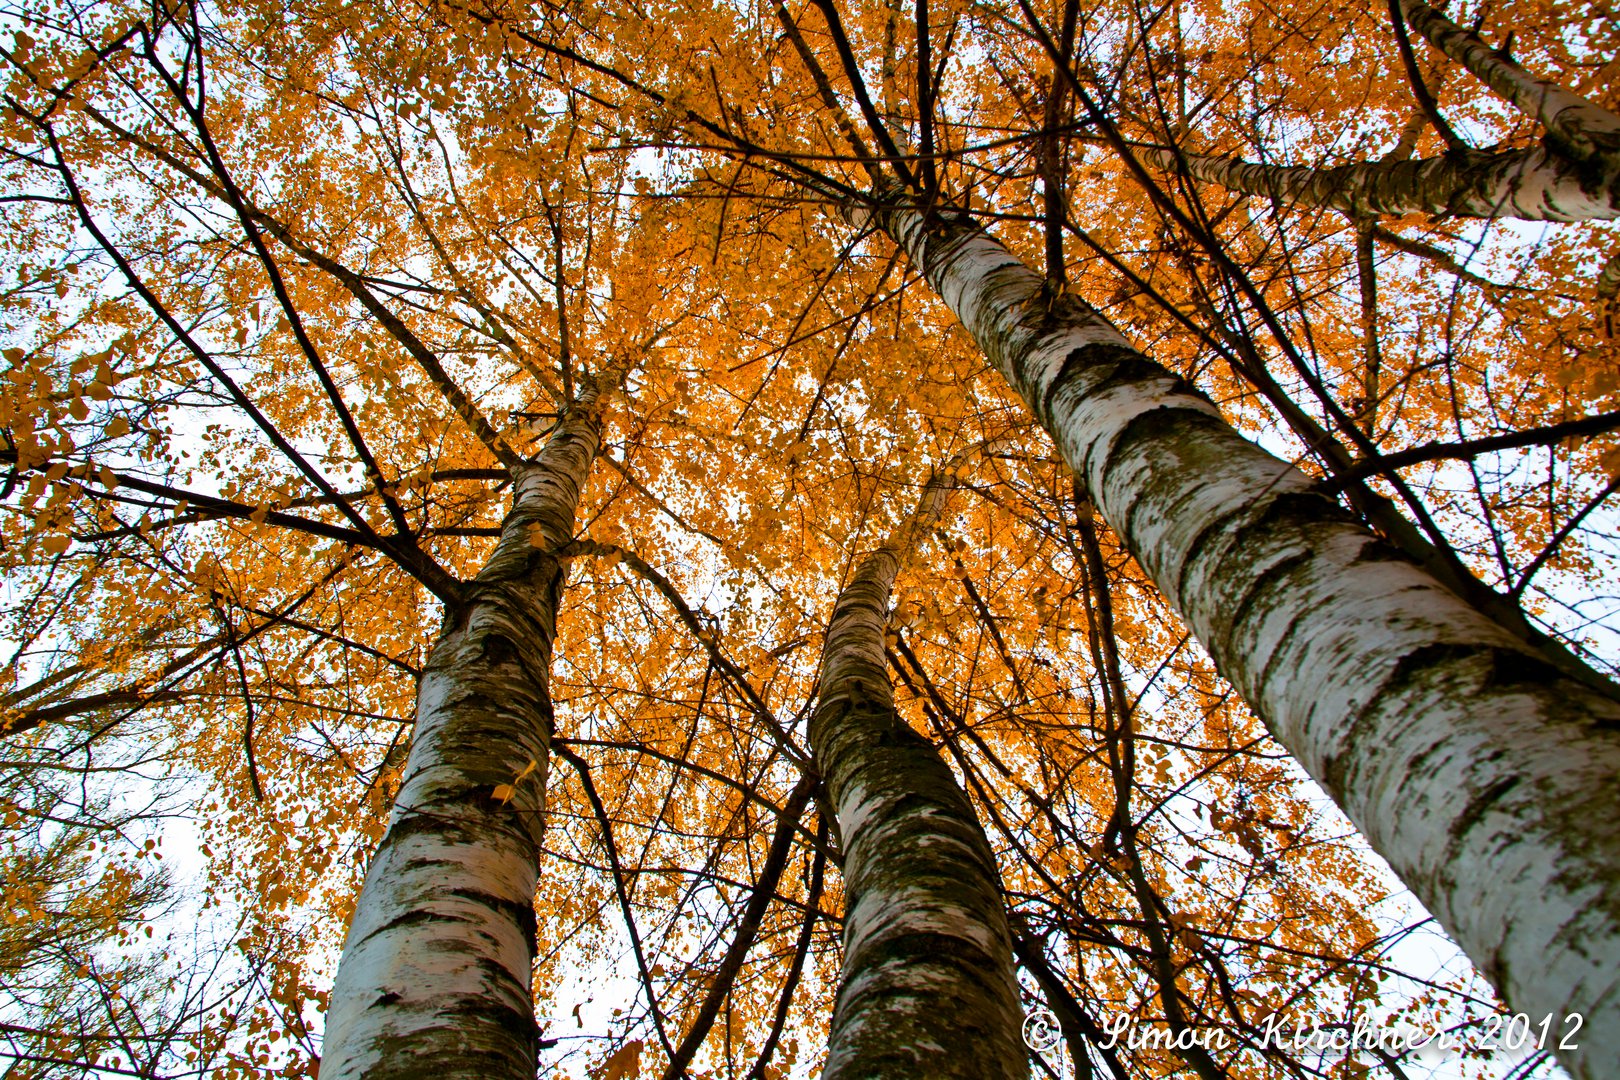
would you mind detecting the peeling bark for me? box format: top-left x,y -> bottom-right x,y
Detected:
320,391 -> 603,1080
813,474 -> 1028,1080
866,196 -> 1620,1080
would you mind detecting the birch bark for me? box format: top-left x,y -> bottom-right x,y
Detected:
1141,143 -> 1620,221
1394,0 -> 1620,163
1142,1 -> 1620,222
812,473 -> 1028,1080
319,388 -> 603,1080
864,197 -> 1620,1080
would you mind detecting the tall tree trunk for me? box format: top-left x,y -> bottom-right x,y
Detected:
863,196 -> 1620,1080
320,389 -> 603,1080
812,472 -> 1028,1080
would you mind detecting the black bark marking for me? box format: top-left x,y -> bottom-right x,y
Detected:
1448,775 -> 1523,855
380,811 -> 500,848
1240,559 -> 1315,704
1087,348 -> 1205,400
450,887 -> 540,956
478,633 -> 518,667
369,907 -> 471,942
1479,645 -> 1564,689
1188,490 -> 1359,686
842,929 -> 1008,985
443,991 -> 538,1058
835,592 -> 890,622
1039,342 -> 1134,426
1321,643 -> 1481,796
1351,537 -> 1414,564
1095,408 -> 1242,588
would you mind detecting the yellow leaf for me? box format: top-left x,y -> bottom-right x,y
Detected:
1602,446 -> 1620,478
492,784 -> 515,803
596,1040 -> 643,1080
105,416 -> 129,437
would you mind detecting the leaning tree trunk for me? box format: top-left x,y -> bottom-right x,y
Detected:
1394,0 -> 1620,163
320,389 -> 603,1080
1141,143 -> 1620,221
811,471 -> 1028,1080
861,196 -> 1620,1080
1141,0 -> 1620,222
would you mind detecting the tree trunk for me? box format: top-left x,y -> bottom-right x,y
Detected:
1141,0 -> 1620,223
812,473 -> 1029,1080
1395,0 -> 1620,163
864,196 -> 1620,1080
320,391 -> 602,1080
1141,143 -> 1620,221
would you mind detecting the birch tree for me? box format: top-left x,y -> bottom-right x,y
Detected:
1138,0 -> 1620,221
319,381 -> 607,1079
862,187 -> 1620,1080
0,9 -> 697,1077
809,463 -> 1025,1079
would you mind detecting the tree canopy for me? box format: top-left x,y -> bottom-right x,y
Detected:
2,0 -> 1618,1077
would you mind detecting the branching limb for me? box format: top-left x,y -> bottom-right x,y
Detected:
1323,408 -> 1620,488
776,3 -> 886,188
805,0 -> 918,190
659,772 -> 817,1080
556,540 -> 811,766
553,743 -> 676,1062
1387,0 -> 1470,154
744,816 -> 828,1080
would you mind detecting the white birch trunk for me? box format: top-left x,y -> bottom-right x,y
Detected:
866,198 -> 1620,1080
1144,2 -> 1620,223
320,393 -> 602,1080
1395,0 -> 1620,163
813,475 -> 1028,1080
1142,144 -> 1620,221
